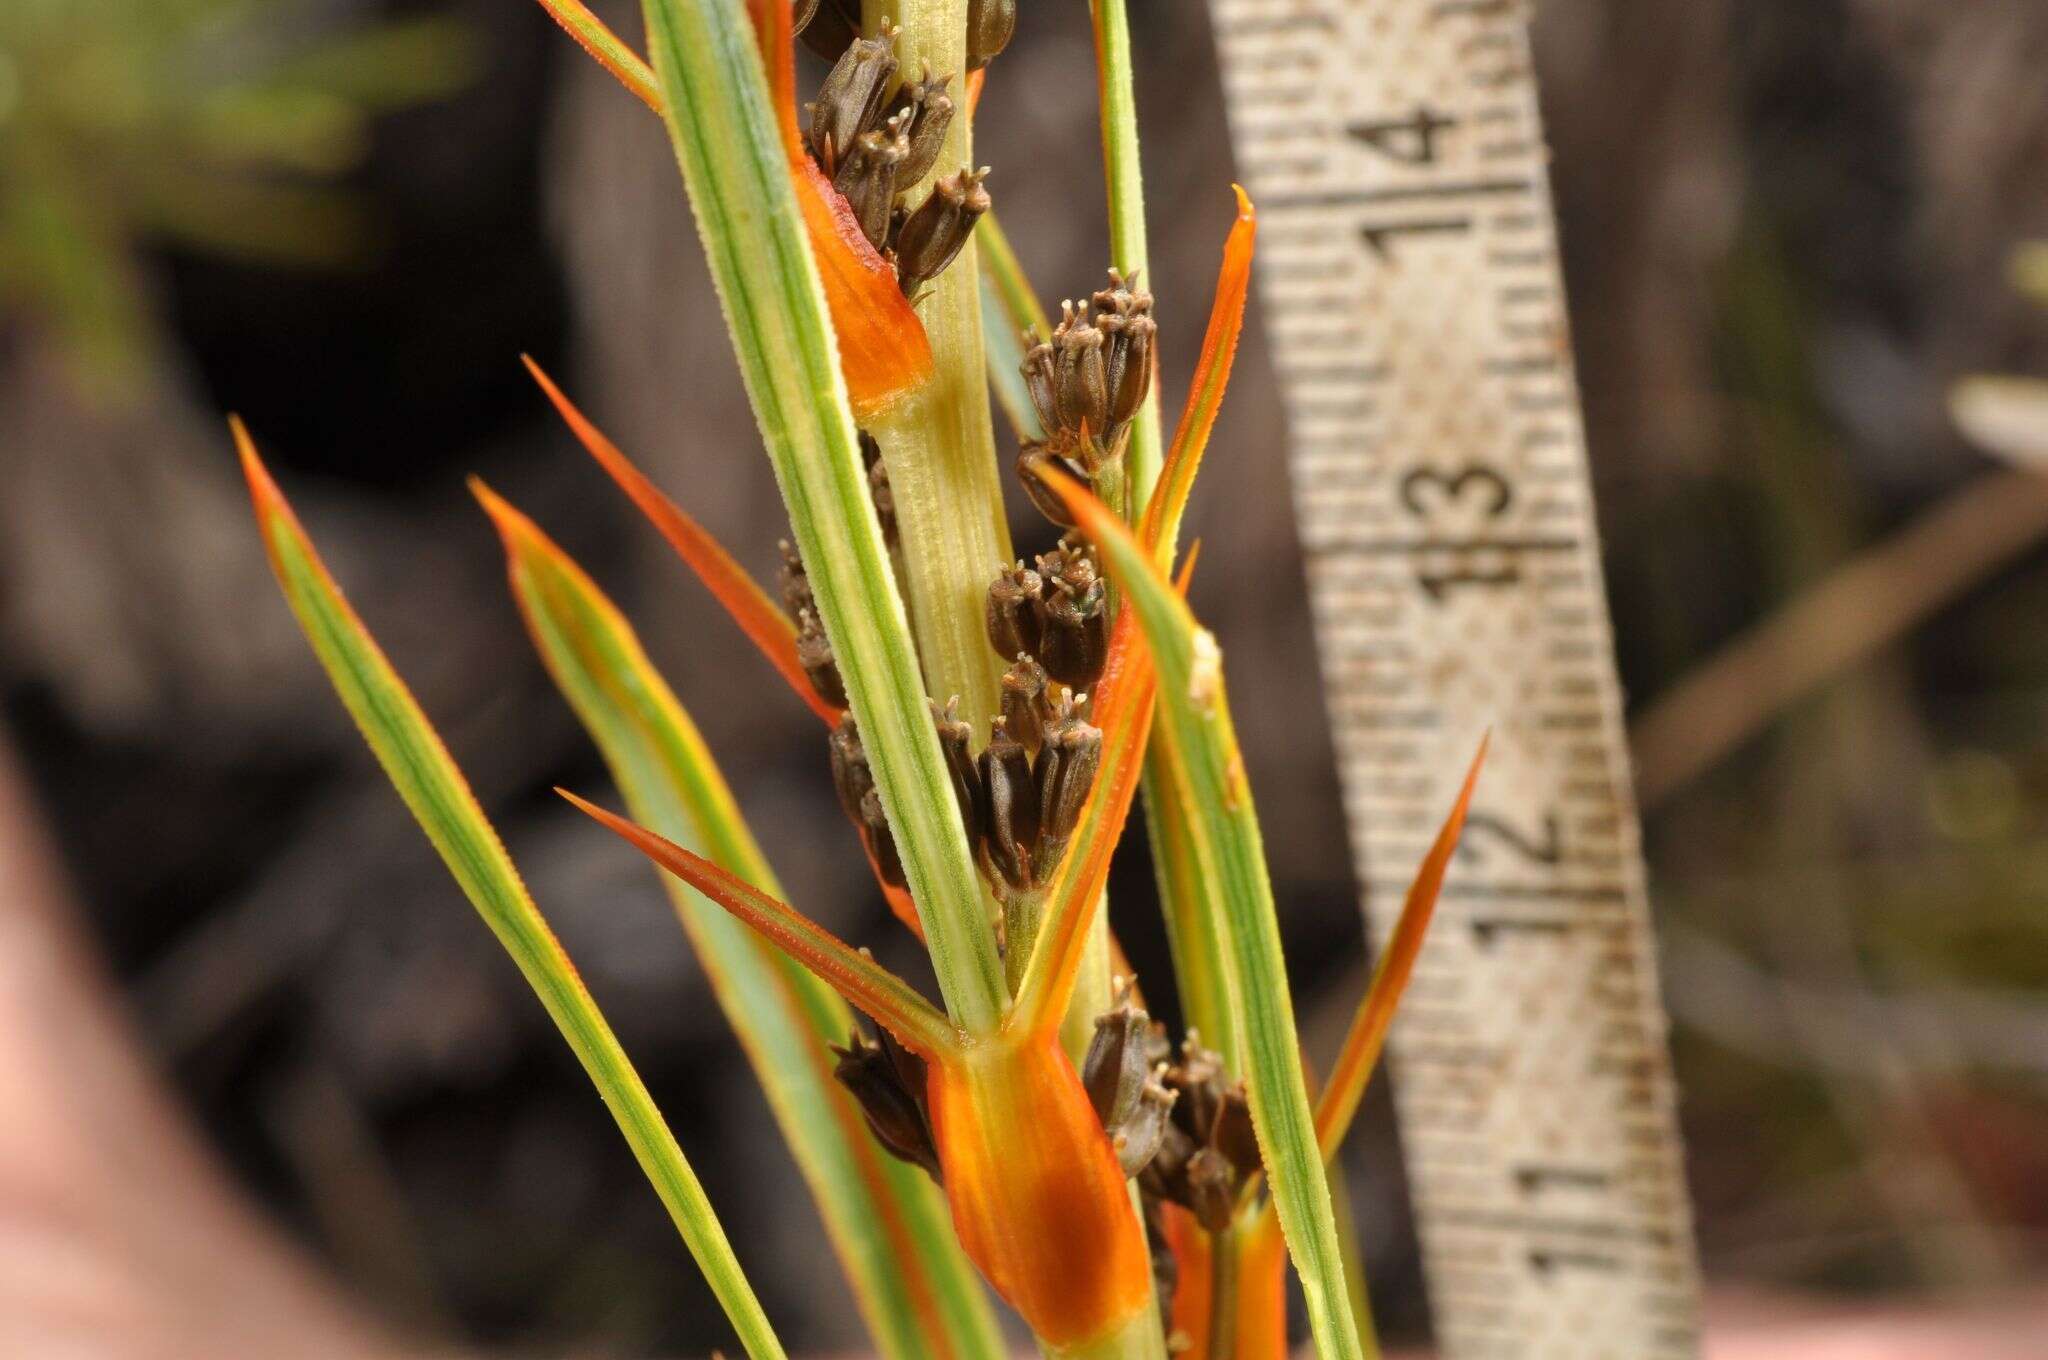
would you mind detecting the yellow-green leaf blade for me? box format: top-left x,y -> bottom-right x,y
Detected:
235,426 -> 785,1360
1068,488 -> 1370,1360
480,486 -> 1002,1360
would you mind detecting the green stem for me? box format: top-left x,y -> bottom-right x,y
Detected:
868,0 -> 1015,743
1090,0 -> 1162,510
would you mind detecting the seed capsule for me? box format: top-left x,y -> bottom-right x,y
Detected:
809,30 -> 898,174
891,69 -> 956,190
1032,697 -> 1101,880
860,785 -> 907,888
976,719 -> 1039,891
1036,576 -> 1108,689
1169,1032 -> 1227,1143
985,562 -> 1044,661
1112,1074 -> 1176,1178
999,654 -> 1052,754
828,716 -> 872,823
1015,445 -> 1086,528
835,115 -> 911,250
1084,982 -> 1156,1130
1042,537 -> 1100,598
833,1027 -> 940,1178
1021,340 -> 1062,438
795,606 -> 848,708
966,0 -> 1017,69
1093,269 -> 1156,429
932,697 -> 983,845
895,166 -> 991,292
1211,1087 -> 1262,1178
1053,302 -> 1111,440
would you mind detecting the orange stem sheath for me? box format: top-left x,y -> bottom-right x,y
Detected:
927,1040 -> 1152,1347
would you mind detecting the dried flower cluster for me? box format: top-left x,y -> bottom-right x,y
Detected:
1018,271 -> 1156,522
797,14 -> 994,295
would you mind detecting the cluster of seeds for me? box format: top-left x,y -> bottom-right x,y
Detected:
975,534 -> 1109,894
1016,271 -> 1156,523
831,1022 -> 938,1179
795,12 -> 997,296
1082,981 -> 1265,1231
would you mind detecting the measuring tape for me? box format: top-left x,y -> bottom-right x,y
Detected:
1209,2 -> 1702,1354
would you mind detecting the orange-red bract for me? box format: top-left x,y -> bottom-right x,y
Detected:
927,1041 -> 1153,1348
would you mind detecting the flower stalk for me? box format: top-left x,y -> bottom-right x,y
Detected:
864,0 -> 1014,742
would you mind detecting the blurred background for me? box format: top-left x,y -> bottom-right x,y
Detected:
4,0 -> 2048,1354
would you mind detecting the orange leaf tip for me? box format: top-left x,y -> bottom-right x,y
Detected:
521,357 -> 843,726
559,787 -> 955,1057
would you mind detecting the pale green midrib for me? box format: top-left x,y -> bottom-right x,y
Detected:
640,0 -> 1004,1031
519,565 -> 1000,1360
271,531 -> 786,1360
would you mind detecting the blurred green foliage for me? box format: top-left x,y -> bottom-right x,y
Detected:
0,0 -> 475,395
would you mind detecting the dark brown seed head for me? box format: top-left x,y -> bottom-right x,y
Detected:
895,165 -> 991,292
835,114 -> 911,251
1032,694 -> 1102,880
860,785 -> 907,888
796,0 -> 861,64
966,0 -> 1017,69
1036,576 -> 1109,690
985,561 -> 1044,662
832,1027 -> 939,1178
809,29 -> 898,175
891,67 -> 956,190
1015,445 -> 1085,528
795,606 -> 848,708
828,717 -> 872,823
998,654 -> 1051,754
976,719 -> 1039,892
931,697 -> 983,845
